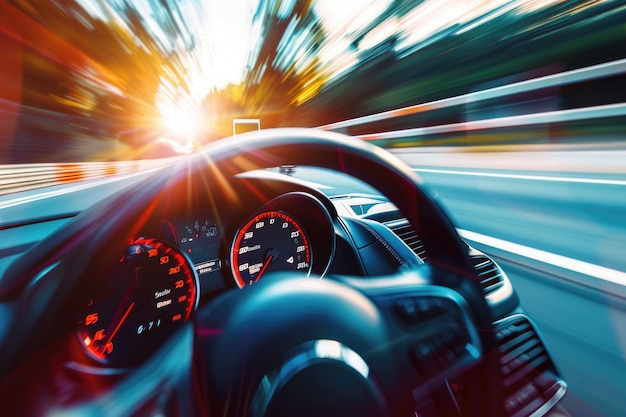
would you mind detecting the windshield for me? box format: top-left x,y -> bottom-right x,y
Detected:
1,0 -> 623,164
1,2 -> 625,416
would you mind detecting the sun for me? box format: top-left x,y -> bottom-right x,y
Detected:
159,102 -> 204,140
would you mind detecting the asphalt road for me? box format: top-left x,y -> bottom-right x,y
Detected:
392,145 -> 626,417
0,170 -> 156,226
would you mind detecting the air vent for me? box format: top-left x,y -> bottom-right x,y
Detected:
470,254 -> 504,296
384,219 -> 427,261
385,219 -> 505,298
497,316 -> 565,417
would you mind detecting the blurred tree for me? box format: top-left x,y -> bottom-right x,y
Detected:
293,0 -> 626,127
240,0 -> 327,121
4,0 -> 201,159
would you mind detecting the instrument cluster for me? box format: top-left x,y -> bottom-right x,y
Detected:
74,191 -> 335,367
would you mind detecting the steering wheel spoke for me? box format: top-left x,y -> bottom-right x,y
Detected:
192,267 -> 493,417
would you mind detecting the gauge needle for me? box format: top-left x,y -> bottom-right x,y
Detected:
105,302 -> 135,347
103,267 -> 140,345
254,255 -> 273,283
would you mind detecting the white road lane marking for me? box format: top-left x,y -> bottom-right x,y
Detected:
0,170 -> 152,210
458,229 -> 626,287
414,168 -> 626,186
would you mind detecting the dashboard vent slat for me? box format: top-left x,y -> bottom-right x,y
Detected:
470,253 -> 505,296
496,316 -> 565,417
384,220 -> 427,262
384,218 -> 505,297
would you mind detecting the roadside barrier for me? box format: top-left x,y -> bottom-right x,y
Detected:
0,158 -> 180,196
2,60 -> 624,196
318,58 -> 626,134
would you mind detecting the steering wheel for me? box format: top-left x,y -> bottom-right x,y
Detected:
0,128 -> 501,417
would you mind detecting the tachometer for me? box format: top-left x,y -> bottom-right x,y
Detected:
77,238 -> 198,366
231,211 -> 311,288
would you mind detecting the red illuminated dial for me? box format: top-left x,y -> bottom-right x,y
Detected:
77,238 -> 198,366
231,211 -> 312,288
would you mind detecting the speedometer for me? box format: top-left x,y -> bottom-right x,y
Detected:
77,238 -> 198,366
231,211 -> 312,288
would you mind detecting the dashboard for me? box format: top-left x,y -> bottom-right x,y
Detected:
62,165 -> 520,373
0,129 -> 567,417
70,176 -> 340,369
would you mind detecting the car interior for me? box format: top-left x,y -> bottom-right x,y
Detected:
0,128 -> 567,417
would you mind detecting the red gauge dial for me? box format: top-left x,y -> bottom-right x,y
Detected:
231,211 -> 312,288
77,238 -> 198,366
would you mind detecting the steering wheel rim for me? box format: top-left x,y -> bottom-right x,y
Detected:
191,128 -> 493,328
0,127 -> 500,416
188,128 -> 500,417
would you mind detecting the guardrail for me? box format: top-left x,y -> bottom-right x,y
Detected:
319,58 -> 626,141
0,158 -> 180,196
1,60 -> 624,197
355,103 -> 626,141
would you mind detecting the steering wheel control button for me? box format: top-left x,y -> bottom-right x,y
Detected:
411,323 -> 470,376
394,298 -> 418,321
412,341 -> 438,374
394,296 -> 451,325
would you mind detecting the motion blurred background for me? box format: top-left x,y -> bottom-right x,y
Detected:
1,3 -> 626,416
0,0 -> 624,162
